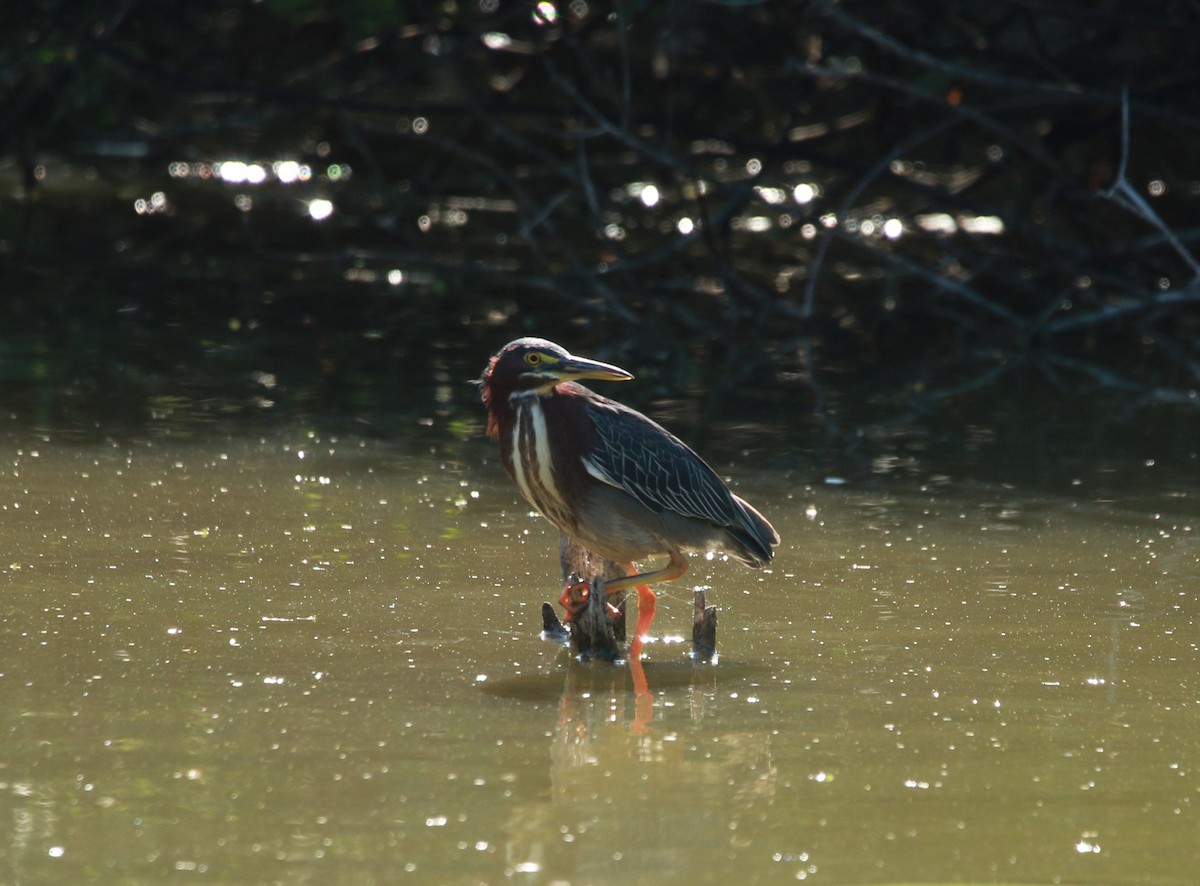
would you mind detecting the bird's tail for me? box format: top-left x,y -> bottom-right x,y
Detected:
727,495 -> 780,567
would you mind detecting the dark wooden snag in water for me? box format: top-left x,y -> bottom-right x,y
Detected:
554,533 -> 627,660
544,532 -> 718,659
692,588 -> 718,661
540,602 -> 571,644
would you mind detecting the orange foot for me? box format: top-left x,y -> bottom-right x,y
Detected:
559,580 -> 621,623
558,579 -> 589,623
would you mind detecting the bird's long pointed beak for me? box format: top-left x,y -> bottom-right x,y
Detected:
558,354 -> 634,383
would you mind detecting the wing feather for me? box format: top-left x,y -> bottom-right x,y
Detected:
581,396 -> 745,530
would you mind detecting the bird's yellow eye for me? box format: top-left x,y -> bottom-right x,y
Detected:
525,352 -> 542,366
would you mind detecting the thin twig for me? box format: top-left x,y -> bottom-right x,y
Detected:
1042,354 -> 1199,404
1099,90 -> 1200,280
1044,289 -> 1200,334
915,358 -> 1017,404
811,0 -> 1092,95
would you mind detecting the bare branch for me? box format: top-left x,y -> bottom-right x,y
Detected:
1099,90 -> 1200,280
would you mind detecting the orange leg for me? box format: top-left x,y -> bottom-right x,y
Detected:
633,584 -> 656,646
614,555 -> 687,731
628,654 -> 652,733
600,551 -> 689,656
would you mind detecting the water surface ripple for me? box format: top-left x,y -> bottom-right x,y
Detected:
1,432 -> 1196,884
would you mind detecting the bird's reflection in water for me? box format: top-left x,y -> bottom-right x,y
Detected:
488,653 -> 776,879
548,651 -> 774,791
556,654 -> 654,744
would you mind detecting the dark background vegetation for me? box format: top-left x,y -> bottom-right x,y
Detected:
3,0 -> 1199,468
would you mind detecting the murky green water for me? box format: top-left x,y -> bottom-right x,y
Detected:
1,429 -> 1197,885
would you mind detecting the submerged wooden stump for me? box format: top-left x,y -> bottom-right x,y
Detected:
543,532 -> 719,660
554,533 -> 627,660
692,588 -> 718,662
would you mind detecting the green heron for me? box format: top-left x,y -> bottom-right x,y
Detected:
481,337 -> 779,650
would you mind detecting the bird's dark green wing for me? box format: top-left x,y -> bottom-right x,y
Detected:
581,396 -> 743,529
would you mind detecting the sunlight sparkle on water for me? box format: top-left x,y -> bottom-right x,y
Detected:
216,161 -> 267,184
170,158 -> 314,185
793,182 -> 817,204
308,199 -> 334,221
274,160 -> 312,183
737,216 -> 773,233
916,212 -> 957,235
959,214 -> 1005,234
756,185 -> 788,205
134,192 -> 169,216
